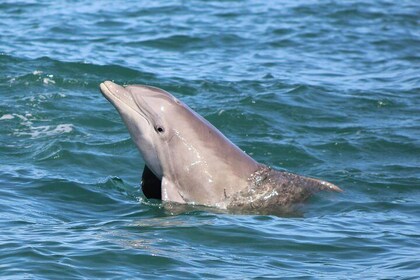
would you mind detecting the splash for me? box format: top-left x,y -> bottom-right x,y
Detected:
14,123 -> 74,138
0,114 -> 14,120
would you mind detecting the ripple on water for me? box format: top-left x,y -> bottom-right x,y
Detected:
1,0 -> 419,278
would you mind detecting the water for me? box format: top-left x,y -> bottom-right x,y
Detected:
1,0 -> 419,278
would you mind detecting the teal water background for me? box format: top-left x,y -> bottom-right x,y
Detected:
1,1 -> 419,278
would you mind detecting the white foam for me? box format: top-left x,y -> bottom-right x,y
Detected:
14,123 -> 74,138
43,77 -> 56,85
54,124 -> 73,134
0,114 -> 14,120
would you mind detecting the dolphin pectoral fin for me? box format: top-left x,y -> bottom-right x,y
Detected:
161,177 -> 185,203
141,165 -> 162,199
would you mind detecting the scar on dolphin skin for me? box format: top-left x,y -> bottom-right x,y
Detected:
100,81 -> 342,213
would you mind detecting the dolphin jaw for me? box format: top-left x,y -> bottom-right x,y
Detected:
100,81 -> 151,124
100,81 -> 131,107
100,81 -> 119,99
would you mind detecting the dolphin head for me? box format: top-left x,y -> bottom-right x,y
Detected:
100,81 -> 179,179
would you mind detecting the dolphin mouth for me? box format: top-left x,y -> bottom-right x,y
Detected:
100,81 -> 139,113
100,81 -> 125,104
99,81 -> 112,95
100,81 -> 152,129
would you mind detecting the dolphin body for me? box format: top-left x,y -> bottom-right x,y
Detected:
100,81 -> 341,212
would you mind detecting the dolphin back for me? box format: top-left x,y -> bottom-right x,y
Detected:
227,165 -> 342,212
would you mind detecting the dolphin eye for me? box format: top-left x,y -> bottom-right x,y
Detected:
156,126 -> 165,133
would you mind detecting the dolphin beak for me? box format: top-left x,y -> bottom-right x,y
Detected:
100,81 -> 137,111
100,81 -> 126,101
100,81 -> 150,122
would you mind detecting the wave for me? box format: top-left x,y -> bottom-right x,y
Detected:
0,54 -> 158,88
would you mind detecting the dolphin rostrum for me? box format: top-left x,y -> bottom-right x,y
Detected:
100,81 -> 342,212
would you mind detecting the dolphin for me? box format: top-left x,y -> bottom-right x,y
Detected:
100,81 -> 342,212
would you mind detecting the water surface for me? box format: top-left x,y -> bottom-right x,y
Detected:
1,0 -> 419,278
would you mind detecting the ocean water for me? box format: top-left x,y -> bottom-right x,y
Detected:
1,0 -> 419,278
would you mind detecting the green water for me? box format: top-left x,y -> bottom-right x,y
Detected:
1,0 -> 419,279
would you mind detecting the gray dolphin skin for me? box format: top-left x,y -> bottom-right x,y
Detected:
100,81 -> 342,212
